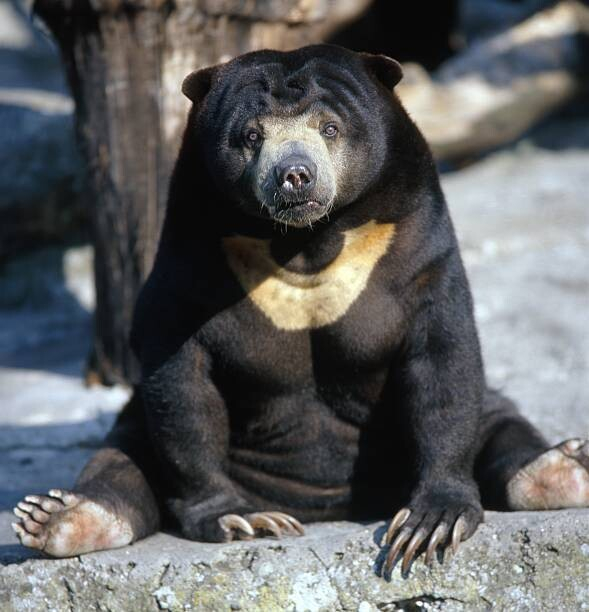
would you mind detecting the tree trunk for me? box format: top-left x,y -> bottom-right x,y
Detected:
34,0 -> 372,385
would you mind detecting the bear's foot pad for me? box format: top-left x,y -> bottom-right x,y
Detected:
507,438 -> 589,510
218,511 -> 304,542
12,489 -> 133,557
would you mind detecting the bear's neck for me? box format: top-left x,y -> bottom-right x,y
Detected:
218,197 -> 390,274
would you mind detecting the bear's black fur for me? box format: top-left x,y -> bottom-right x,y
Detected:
62,45 -> 552,567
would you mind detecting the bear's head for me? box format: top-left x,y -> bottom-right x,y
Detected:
182,45 -> 404,228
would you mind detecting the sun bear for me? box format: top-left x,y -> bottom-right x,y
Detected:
13,45 -> 589,576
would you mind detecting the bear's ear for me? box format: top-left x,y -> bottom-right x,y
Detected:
182,65 -> 218,104
361,53 -> 403,90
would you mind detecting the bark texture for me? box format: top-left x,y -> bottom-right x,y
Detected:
33,0 -> 372,385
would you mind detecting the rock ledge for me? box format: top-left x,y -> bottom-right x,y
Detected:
1,509 -> 588,611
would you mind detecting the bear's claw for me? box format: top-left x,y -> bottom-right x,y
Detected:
382,505 -> 478,576
425,522 -> 449,567
218,511 -> 304,542
451,515 -> 467,553
218,514 -> 255,539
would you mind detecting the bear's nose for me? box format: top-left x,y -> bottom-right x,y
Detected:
275,159 -> 317,192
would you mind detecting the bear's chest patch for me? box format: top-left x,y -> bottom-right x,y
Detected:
222,221 -> 395,331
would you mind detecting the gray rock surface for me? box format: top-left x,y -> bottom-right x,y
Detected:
1,510 -> 589,611
0,145 -> 588,609
446,147 -> 589,443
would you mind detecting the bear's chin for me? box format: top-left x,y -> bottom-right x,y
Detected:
269,200 -> 329,228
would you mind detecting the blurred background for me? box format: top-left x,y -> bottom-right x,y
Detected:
0,0 -> 588,528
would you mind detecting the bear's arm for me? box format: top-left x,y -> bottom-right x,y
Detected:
132,268 -> 253,540
398,255 -> 484,532
140,336 -> 254,540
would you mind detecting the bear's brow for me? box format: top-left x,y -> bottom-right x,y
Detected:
317,69 -> 363,96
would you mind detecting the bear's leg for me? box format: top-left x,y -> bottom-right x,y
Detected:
12,396 -> 160,557
12,447 -> 160,557
475,389 -> 589,510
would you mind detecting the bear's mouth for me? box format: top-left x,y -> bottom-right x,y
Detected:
271,199 -> 328,226
281,200 -> 322,210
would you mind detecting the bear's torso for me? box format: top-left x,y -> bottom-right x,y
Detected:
179,218 -> 426,518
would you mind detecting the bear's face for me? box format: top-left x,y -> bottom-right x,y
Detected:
245,111 -> 341,228
183,46 -> 402,228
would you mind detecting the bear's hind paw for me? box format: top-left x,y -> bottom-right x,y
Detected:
507,438 -> 589,510
12,489 -> 133,557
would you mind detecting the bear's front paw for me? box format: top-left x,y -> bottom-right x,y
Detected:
172,499 -> 305,543
218,511 -> 305,542
381,486 -> 483,576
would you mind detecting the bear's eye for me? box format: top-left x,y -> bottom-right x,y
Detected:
244,129 -> 262,147
322,123 -> 339,138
